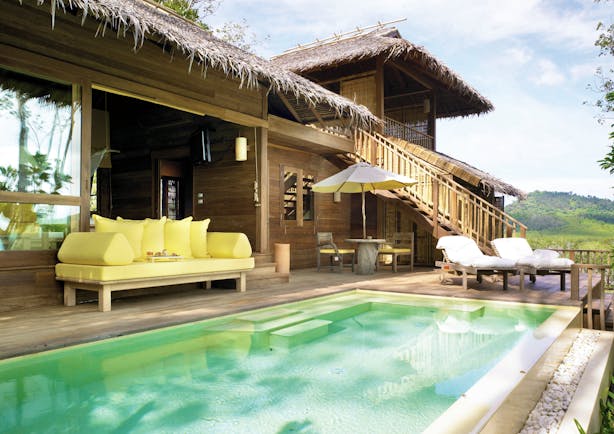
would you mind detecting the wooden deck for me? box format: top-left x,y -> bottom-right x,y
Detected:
0,267 -> 588,360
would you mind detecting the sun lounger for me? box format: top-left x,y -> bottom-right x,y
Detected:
491,237 -> 574,291
435,235 -> 517,290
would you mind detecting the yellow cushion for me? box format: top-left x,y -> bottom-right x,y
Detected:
58,232 -> 134,266
92,215 -> 145,259
207,232 -> 252,259
320,248 -> 354,254
117,216 -> 167,258
55,257 -> 255,281
190,218 -> 211,258
379,248 -> 412,253
164,217 -> 193,257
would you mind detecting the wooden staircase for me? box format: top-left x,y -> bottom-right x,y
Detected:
348,129 -> 527,253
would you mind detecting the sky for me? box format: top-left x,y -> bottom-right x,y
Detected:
207,0 -> 614,200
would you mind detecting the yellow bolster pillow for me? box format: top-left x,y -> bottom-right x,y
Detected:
207,232 -> 252,259
58,232 -> 135,265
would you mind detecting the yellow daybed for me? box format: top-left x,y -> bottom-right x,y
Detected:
55,216 -> 254,312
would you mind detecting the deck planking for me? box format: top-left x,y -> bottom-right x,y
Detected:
0,267 -> 586,360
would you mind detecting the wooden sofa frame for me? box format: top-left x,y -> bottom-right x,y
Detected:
60,269 -> 250,312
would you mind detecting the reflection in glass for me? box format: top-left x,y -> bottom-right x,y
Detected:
303,175 -> 314,221
0,203 -> 79,251
283,171 -> 297,220
0,68 -> 80,196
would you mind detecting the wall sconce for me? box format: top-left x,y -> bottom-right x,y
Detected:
423,98 -> 430,114
333,191 -> 341,203
235,136 -> 247,161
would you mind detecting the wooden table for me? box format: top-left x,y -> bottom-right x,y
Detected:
346,238 -> 386,275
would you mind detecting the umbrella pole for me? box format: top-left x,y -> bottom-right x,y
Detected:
362,185 -> 366,239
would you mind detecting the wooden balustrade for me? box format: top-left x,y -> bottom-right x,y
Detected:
557,249 -> 613,288
355,130 -> 527,251
571,264 -> 610,330
383,117 -> 434,150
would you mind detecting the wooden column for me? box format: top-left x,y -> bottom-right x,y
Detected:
375,56 -> 385,120
257,126 -> 269,253
80,81 -> 92,231
432,179 -> 440,237
428,93 -> 437,151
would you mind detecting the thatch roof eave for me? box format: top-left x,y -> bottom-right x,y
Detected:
30,0 -> 378,129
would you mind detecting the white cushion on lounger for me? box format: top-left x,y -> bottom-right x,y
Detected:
492,238 -> 573,268
491,238 -> 534,260
437,236 -> 515,268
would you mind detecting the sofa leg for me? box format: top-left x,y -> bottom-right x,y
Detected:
64,283 -> 76,307
236,273 -> 246,292
99,287 -> 112,312
462,271 -> 468,290
205,281 -> 212,290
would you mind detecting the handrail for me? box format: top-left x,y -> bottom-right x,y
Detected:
383,117 -> 434,150
354,129 -> 527,251
570,264 -> 609,330
556,249 -> 613,289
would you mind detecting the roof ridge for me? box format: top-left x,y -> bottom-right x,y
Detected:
273,18 -> 406,58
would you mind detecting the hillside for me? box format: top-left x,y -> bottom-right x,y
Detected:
505,191 -> 614,250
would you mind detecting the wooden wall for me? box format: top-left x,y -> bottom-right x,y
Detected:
267,145 -> 352,269
0,0 -> 267,309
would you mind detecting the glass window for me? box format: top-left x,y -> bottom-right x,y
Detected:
0,203 -> 79,251
0,68 -> 80,196
283,171 -> 298,221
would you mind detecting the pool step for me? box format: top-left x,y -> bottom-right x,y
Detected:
269,319 -> 332,349
236,308 -> 299,324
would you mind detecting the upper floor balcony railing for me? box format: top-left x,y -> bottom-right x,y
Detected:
383,117 -> 434,150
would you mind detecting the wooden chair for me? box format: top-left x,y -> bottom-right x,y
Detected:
377,232 -> 414,272
316,232 -> 354,272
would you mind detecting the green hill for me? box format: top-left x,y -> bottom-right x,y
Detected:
505,191 -> 614,250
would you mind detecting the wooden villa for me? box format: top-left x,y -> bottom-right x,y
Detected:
0,1 -> 526,312
272,25 -> 527,264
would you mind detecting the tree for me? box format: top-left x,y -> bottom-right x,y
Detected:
593,1 -> 614,173
154,0 -> 265,52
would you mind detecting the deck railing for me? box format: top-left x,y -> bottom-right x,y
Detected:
383,117 -> 434,150
571,264 -> 610,330
355,129 -> 527,251
557,249 -> 613,289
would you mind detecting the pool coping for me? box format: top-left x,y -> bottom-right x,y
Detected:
421,298 -> 582,434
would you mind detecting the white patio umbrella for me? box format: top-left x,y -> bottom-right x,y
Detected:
312,162 -> 418,239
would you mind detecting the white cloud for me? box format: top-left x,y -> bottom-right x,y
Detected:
503,47 -> 533,66
531,59 -> 566,86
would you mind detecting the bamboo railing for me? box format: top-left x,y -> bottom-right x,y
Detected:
354,130 -> 527,251
383,117 -> 434,150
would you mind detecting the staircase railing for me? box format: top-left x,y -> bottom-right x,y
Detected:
355,129 -> 527,251
384,117 -> 434,150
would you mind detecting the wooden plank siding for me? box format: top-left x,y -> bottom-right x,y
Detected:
0,0 -> 268,309
267,145 -> 353,269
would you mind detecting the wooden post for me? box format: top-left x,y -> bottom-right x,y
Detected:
432,179 -> 440,236
257,126 -> 269,253
80,81 -> 92,231
570,264 -> 580,302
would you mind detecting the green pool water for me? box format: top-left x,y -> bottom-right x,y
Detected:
0,291 -> 556,433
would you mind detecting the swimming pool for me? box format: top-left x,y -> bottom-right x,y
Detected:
0,290 -> 578,433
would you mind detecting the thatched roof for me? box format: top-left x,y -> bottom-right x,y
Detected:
272,27 -> 494,118
34,0 -> 377,129
387,137 -> 525,198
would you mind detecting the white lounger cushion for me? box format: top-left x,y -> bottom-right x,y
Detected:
491,238 -> 573,268
436,236 -> 516,268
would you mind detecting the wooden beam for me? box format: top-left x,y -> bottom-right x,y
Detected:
277,92 -> 303,123
319,70 -> 377,86
268,115 -> 354,154
0,191 -> 80,206
384,89 -> 432,101
388,61 -> 435,91
0,44 -> 268,128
